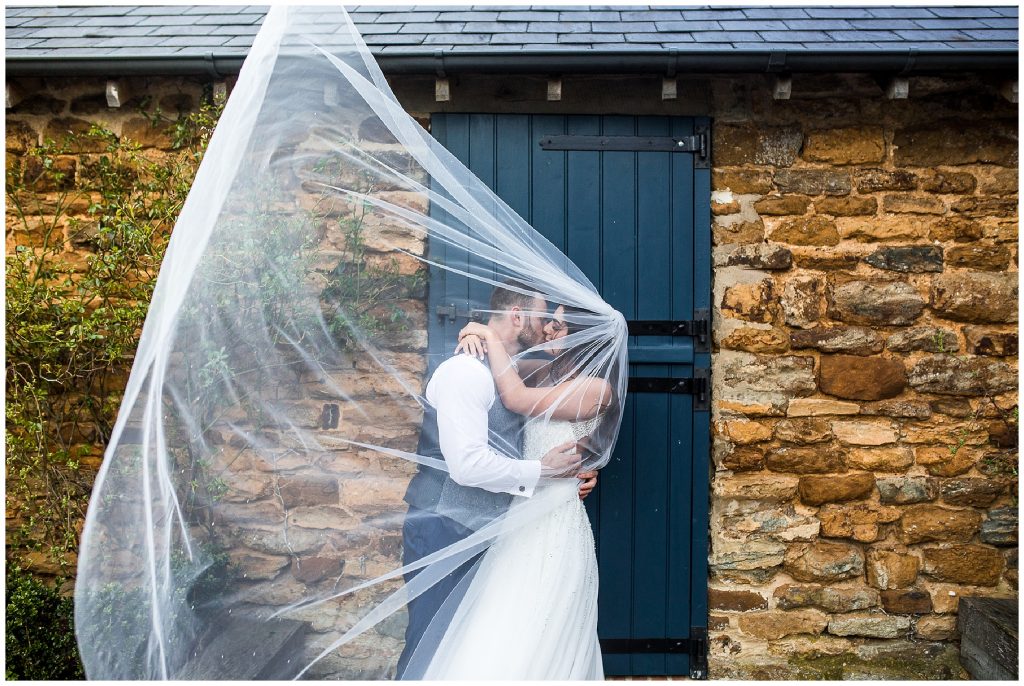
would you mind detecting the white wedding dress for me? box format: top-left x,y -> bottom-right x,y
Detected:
421,419 -> 604,680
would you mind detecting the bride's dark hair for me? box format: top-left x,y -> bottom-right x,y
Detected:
550,305 -> 612,385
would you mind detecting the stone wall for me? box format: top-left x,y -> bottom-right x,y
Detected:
7,69 -> 1019,680
707,72 -> 1018,679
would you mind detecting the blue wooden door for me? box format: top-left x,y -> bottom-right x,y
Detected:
429,114 -> 711,678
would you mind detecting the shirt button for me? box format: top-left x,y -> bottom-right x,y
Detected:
519,486 -> 525,492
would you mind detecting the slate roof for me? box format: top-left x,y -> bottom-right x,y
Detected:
5,5 -> 1018,71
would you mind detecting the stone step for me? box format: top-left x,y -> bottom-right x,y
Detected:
175,614 -> 310,680
958,596 -> 1018,680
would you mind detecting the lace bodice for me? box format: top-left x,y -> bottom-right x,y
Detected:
522,417 -> 601,462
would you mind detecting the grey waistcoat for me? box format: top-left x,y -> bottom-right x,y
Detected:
404,361 -> 525,531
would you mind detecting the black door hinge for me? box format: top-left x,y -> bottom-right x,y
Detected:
435,304 -> 481,323
599,627 -> 708,679
627,308 -> 709,352
627,368 -> 709,410
540,133 -> 707,158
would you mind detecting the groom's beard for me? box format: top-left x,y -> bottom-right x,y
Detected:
516,318 -> 545,351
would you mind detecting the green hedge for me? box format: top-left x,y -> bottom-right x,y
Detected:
5,566 -> 84,680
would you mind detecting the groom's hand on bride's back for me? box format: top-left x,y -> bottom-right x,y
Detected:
539,440 -> 582,478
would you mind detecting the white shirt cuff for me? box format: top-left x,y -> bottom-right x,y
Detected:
514,459 -> 542,497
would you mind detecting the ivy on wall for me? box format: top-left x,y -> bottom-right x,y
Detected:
5,100 -> 221,577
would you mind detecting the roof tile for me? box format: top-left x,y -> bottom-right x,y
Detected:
720,19 -> 791,31
803,7 -> 883,19
591,21 -> 656,33
81,26 -> 157,37
847,18 -> 931,30
398,22 -> 465,33
980,17 -> 1019,29
783,19 -> 855,30
191,14 -> 264,25
681,10 -> 746,21
961,28 -> 1019,40
70,7 -> 133,17
146,24 -> 224,37
6,38 -> 44,48
558,32 -> 626,43
373,12 -> 439,23
420,33 -> 488,45
761,30 -> 834,43
731,41 -> 807,50
462,21 -> 527,33
437,12 -> 498,22
741,8 -> 810,19
527,22 -> 591,33
913,18 -> 990,29
620,11 -> 686,21
363,33 -> 428,45
561,11 -> 620,21
491,32 -> 558,44
893,29 -> 972,41
206,24 -> 262,36
183,5 -> 254,14
827,30 -> 903,42
623,32 -> 695,43
5,5 -> 1016,63
18,17 -> 88,28
495,12 -> 559,22
126,6 -> 199,16
135,14 -> 202,26
654,21 -> 723,32
929,7 -> 1000,18
20,27 -> 90,39
158,35 -> 230,47
80,15 -> 155,27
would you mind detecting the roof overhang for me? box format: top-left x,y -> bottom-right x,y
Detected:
6,48 -> 1018,79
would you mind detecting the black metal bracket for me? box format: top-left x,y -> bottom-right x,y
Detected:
628,368 -> 709,410
599,627 -> 708,679
689,626 -> 708,679
540,134 -> 707,156
435,304 -> 481,323
627,308 -> 709,352
693,123 -> 710,168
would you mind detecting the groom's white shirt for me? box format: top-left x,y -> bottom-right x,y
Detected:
426,354 -> 541,497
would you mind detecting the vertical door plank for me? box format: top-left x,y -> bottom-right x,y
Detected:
666,117 -> 697,676
495,114 -> 532,221
597,114 -> 638,676
631,115 -> 673,675
468,114 -> 497,309
565,115 -> 604,539
437,114 -> 473,352
530,115 -> 567,252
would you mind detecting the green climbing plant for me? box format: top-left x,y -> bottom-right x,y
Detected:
5,99 -> 222,577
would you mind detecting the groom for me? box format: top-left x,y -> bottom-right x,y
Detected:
396,280 -> 594,677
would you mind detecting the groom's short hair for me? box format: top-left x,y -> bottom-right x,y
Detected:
489,279 -> 540,318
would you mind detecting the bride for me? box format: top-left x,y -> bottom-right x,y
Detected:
417,305 -> 615,680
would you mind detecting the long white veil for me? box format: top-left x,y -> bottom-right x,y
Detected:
74,6 -> 627,679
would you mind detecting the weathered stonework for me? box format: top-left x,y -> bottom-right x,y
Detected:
707,70 -> 1017,679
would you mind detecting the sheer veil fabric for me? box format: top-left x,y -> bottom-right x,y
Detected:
74,6 -> 627,680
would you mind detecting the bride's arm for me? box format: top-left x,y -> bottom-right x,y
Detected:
458,323 -> 614,421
